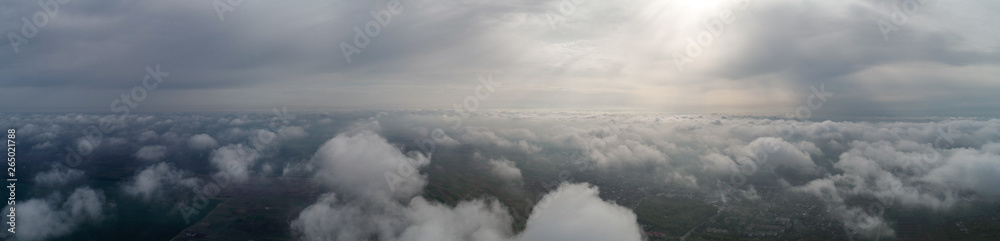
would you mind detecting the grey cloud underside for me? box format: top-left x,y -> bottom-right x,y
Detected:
0,0 -> 997,115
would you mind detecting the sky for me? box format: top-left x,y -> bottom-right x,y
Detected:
1,0 -> 999,116
2,2 -> 999,239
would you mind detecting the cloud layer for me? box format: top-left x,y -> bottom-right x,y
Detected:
1,111 -> 998,239
292,123 -> 645,241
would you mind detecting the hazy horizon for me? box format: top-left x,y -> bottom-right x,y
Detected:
2,1 -> 999,241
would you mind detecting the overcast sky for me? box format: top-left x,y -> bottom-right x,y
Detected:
1,0 -> 998,116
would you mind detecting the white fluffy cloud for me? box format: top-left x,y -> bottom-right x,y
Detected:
123,162 -> 200,202
210,144 -> 260,184
293,182 -> 644,241
516,183 -> 644,241
700,152 -> 738,175
33,165 -> 85,188
743,137 -> 820,171
459,127 -> 542,154
292,124 -> 644,241
487,157 -> 523,182
310,129 -> 430,200
291,193 -> 407,241
924,148 -> 1000,196
188,134 -> 219,150
4,187 -> 106,241
398,198 -> 514,241
792,137 -> 1000,236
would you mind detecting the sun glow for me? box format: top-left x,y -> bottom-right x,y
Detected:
639,0 -> 734,24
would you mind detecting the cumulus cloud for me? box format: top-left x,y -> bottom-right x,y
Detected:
516,183 -> 644,241
135,145 -> 168,162
586,137 -> 669,168
229,119 -> 247,126
458,127 -> 542,154
487,157 -> 523,182
793,178 -> 896,239
187,134 -> 219,150
3,111 -> 999,240
791,136 -> 999,236
33,165 -> 85,188
430,129 -> 460,146
4,187 -> 107,241
412,113 -> 1000,237
250,129 -> 279,150
293,125 -> 429,240
30,141 -> 55,151
310,129 -> 430,200
123,162 -> 199,202
398,198 -> 514,241
293,182 -> 644,241
210,144 -> 261,184
740,137 -> 821,176
923,148 -> 1000,196
700,153 -> 738,175
292,124 -> 644,241
292,192 -> 408,241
